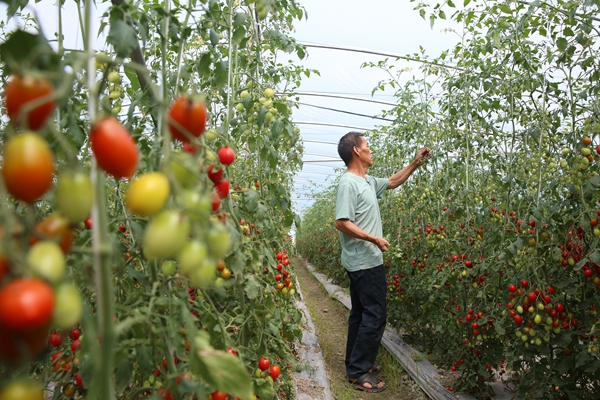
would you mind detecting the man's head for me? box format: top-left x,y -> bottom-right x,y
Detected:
338,131 -> 372,167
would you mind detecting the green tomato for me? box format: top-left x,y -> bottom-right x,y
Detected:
178,190 -> 212,221
189,258 -> 216,287
179,241 -> 208,277
53,283 -> 83,329
143,210 -> 191,260
169,152 -> 197,188
205,129 -> 218,142
55,170 -> 93,222
108,71 -> 121,84
27,241 -> 65,283
161,260 -> 176,276
207,225 -> 231,259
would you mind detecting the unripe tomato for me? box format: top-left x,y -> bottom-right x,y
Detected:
125,172 -> 170,216
143,210 -> 191,260
90,116 -> 139,179
27,241 -> 66,283
169,151 -> 197,188
168,96 -> 208,142
179,240 -> 209,277
0,379 -> 44,400
53,283 -> 83,329
107,71 -> 121,84
30,214 -> 74,254
207,224 -> 231,259
55,170 -> 93,222
189,258 -> 218,287
178,190 -> 212,221
1,132 -> 55,203
0,278 -> 55,331
5,74 -> 55,130
161,260 -> 176,276
218,146 -> 235,165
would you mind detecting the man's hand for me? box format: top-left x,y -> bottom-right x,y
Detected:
414,147 -> 432,165
373,237 -> 390,252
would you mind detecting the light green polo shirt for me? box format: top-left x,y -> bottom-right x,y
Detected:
335,172 -> 389,272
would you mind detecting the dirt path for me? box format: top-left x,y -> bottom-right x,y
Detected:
293,257 -> 427,400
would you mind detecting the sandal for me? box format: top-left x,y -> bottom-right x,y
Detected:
348,372 -> 387,393
370,365 -> 381,374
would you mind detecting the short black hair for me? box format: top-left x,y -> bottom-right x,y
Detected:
338,131 -> 364,166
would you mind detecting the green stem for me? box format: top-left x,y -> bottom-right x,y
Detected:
85,0 -> 116,398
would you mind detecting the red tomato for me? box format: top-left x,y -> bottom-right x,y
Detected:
269,365 -> 281,381
183,142 -> 199,154
90,116 -> 139,179
212,192 -> 221,212
84,216 -> 93,230
258,357 -> 270,371
75,373 -> 84,388
218,146 -> 235,165
0,278 -> 55,331
30,214 -> 74,254
5,74 -> 56,130
211,390 -> 228,400
118,224 -> 126,232
1,132 -> 55,203
508,284 -> 517,293
521,279 -> 529,288
227,347 -> 238,356
215,179 -> 230,199
208,164 -> 223,183
49,332 -> 63,348
69,328 -> 81,341
168,96 -> 208,142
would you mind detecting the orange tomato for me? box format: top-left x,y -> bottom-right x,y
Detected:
1,132 -> 55,203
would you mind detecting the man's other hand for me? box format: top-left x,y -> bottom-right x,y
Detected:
374,237 -> 390,252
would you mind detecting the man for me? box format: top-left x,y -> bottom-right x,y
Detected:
335,131 -> 431,393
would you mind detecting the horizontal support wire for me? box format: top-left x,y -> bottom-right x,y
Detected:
297,102 -> 395,122
295,121 -> 371,130
286,91 -> 397,106
298,41 -> 465,72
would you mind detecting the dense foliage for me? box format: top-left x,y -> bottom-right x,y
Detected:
298,0 -> 600,398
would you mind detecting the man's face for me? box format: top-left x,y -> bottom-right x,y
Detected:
355,136 -> 373,167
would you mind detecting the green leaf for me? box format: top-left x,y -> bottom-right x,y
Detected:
0,29 -> 58,74
253,378 -> 275,399
197,53 -> 212,76
124,65 -> 141,93
232,27 -> 246,45
439,10 -> 446,20
107,20 -> 138,59
464,0 -> 471,5
556,37 -> 568,51
0,0 -> 28,18
244,274 -> 261,299
194,349 -> 253,399
209,28 -> 220,47
257,106 -> 267,128
244,189 -> 259,212
115,355 -> 133,391
233,11 -> 247,28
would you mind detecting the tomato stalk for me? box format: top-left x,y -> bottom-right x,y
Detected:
158,0 -> 171,168
174,0 -> 193,90
83,0 -> 116,398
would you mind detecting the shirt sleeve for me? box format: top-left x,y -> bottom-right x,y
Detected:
373,177 -> 389,198
335,181 -> 356,221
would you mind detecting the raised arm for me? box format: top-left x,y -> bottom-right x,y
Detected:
387,147 -> 432,190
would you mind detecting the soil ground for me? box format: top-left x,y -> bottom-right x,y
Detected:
293,257 -> 427,400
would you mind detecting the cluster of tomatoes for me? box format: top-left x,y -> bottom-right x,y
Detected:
263,250 -> 294,295
0,74 -> 85,367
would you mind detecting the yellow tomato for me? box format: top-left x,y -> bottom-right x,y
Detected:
125,172 -> 170,216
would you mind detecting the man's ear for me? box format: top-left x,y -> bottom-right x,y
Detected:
352,146 -> 359,158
